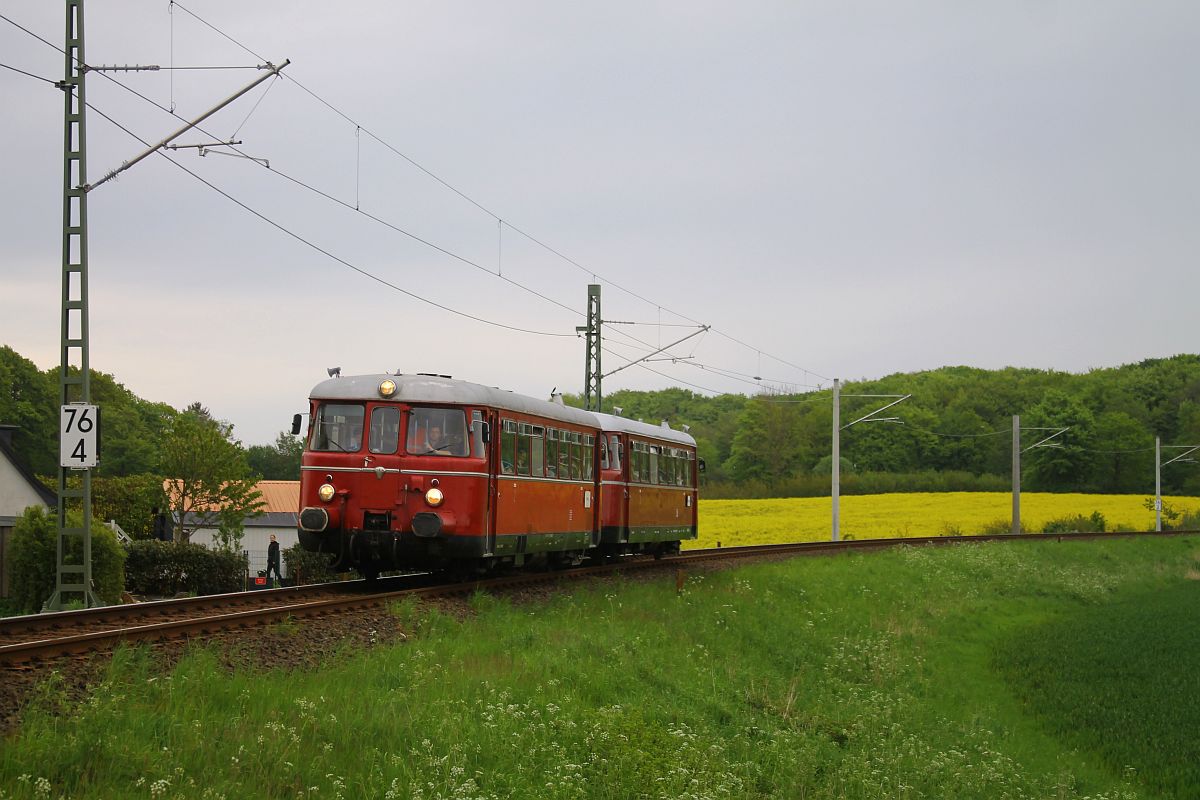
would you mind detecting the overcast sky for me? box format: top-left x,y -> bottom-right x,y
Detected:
2,1 -> 1197,446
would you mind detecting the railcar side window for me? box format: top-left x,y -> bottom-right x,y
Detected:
407,407 -> 469,456
583,434 -> 595,480
546,429 -> 558,477
531,426 -> 545,476
500,420 -> 517,474
569,435 -> 582,480
599,435 -> 609,470
311,403 -> 365,452
516,424 -> 532,476
369,407 -> 400,454
558,433 -> 571,478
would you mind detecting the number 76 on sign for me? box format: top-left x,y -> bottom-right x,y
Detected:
60,404 -> 100,469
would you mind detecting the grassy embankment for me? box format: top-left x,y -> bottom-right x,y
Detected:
2,535 -> 1198,799
692,492 -> 1200,548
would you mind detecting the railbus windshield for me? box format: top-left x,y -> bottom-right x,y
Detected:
407,407 -> 470,456
311,403 -> 365,452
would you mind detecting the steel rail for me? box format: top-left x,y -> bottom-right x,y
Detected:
1,530 -> 1193,666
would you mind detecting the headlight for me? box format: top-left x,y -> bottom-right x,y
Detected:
318,483 -> 336,502
424,487 -> 444,507
378,379 -> 397,398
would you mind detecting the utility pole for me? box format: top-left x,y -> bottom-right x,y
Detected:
43,0 -> 287,609
1010,417 -> 1069,537
832,379 -> 840,541
1155,438 -> 1200,532
831,384 -> 909,541
1012,415 -> 1020,535
45,0 -> 100,611
1155,436 -> 1162,532
578,284 -> 601,412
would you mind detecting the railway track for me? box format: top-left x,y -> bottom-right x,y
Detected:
1,530 -> 1190,667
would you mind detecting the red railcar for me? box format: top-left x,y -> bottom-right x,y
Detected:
297,372 -> 699,577
594,413 -> 699,557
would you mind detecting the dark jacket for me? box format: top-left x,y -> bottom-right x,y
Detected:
267,540 -> 281,566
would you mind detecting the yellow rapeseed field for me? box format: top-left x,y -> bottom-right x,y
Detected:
689,492 -> 1200,549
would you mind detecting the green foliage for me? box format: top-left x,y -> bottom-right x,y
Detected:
282,543 -> 337,584
1041,511 -> 1107,533
0,346 -> 57,476
246,431 -> 303,480
123,540 -> 246,596
53,473 -> 166,540
7,506 -> 126,614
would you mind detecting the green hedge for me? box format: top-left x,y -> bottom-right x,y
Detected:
282,543 -> 338,585
124,540 -> 246,597
8,506 -> 127,614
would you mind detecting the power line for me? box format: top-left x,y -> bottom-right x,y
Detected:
0,61 -> 55,85
8,6 -> 826,388
165,1 -> 832,386
2,13 -> 592,334
84,99 -> 574,339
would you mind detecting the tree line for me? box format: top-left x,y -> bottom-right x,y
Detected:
566,355 -> 1200,498
5,346 -> 1199,523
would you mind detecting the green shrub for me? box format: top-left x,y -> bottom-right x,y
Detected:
1042,511 -> 1106,533
282,543 -> 337,585
124,540 -> 245,597
8,506 -> 126,614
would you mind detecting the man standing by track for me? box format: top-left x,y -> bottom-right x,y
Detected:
266,534 -> 282,587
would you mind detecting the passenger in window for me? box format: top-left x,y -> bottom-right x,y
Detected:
425,425 -> 458,455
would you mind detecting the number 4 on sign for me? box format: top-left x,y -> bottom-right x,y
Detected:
60,404 -> 100,469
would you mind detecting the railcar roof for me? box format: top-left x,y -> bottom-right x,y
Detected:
593,411 -> 697,447
308,374 -> 600,428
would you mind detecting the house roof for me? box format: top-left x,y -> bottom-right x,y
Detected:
255,480 -> 300,514
0,426 -> 56,508
169,479 -> 299,529
162,479 -> 298,513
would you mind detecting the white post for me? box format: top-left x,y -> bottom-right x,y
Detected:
1012,415 -> 1021,535
1155,436 -> 1162,532
832,378 -> 840,542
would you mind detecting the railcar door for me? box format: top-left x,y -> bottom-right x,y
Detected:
482,410 -> 498,556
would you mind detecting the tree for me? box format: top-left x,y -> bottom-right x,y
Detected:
1090,411 -> 1153,493
0,346 -> 56,475
724,397 -> 808,482
1022,390 -> 1096,491
246,431 -> 304,480
160,409 -> 264,542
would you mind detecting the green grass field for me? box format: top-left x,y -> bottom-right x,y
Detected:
692,492 -> 1200,548
1,535 -> 1197,799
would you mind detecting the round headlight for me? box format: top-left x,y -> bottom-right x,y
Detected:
378,379 -> 397,398
424,487 -> 444,507
318,483 -> 336,502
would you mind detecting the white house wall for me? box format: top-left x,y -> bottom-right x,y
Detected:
0,452 -> 49,524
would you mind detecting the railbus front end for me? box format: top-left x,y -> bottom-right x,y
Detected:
296,373 -> 602,578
